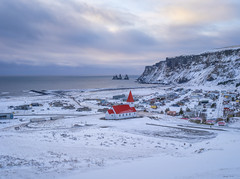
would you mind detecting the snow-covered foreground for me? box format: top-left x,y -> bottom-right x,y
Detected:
66,131 -> 240,179
0,86 -> 240,178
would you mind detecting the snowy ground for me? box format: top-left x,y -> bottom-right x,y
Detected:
0,86 -> 240,179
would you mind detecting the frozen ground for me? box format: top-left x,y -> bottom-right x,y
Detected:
0,86 -> 240,179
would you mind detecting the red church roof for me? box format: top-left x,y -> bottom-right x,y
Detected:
127,90 -> 134,102
107,109 -> 114,114
112,104 -> 136,114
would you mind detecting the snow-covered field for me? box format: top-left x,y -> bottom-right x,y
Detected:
0,86 -> 240,179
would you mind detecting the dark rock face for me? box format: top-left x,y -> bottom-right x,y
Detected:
138,48 -> 240,85
177,77 -> 190,84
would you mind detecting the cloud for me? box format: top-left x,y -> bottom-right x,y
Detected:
0,0 -> 53,43
141,0 -> 240,54
0,0 -> 239,75
0,0 -> 161,68
160,0 -> 238,26
0,61 -> 145,76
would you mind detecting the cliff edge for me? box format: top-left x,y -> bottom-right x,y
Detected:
138,48 -> 240,86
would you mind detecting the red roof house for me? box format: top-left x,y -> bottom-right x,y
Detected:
217,121 -> 227,126
167,111 -> 176,116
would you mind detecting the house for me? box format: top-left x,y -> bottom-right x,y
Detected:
190,94 -> 203,99
150,99 -> 156,105
97,108 -> 109,113
30,118 -> 46,123
105,91 -> 137,120
184,111 -> 196,118
151,105 -> 158,109
99,100 -> 108,106
0,113 -> 14,120
171,104 -> 180,107
208,92 -> 219,100
166,92 -> 179,100
224,104 -> 234,111
217,121 -> 227,126
200,100 -> 209,104
193,89 -> 202,94
62,105 -> 75,110
167,111 -> 176,116
50,101 -> 64,107
157,95 -> 166,100
175,88 -> 184,92
189,117 -> 203,124
206,118 -> 217,125
31,103 -> 42,107
233,111 -> 240,117
113,94 -> 125,100
14,105 -> 31,110
76,107 -> 92,112
223,93 -> 237,100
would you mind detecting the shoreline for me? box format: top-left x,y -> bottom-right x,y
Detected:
0,84 -> 163,98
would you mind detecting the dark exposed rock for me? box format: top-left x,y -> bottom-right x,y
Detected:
206,75 -> 215,81
177,77 -> 190,84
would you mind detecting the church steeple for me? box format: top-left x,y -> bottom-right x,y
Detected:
127,90 -> 134,107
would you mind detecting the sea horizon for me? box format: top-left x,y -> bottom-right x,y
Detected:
0,74 -> 140,77
0,75 -> 149,96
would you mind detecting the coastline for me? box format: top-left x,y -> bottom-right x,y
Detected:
0,75 -> 147,97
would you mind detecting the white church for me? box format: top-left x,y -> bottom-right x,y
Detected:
105,91 -> 137,120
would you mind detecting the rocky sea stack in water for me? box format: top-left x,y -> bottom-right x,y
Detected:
138,47 -> 240,86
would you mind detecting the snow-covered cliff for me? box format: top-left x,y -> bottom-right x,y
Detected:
138,48 -> 240,86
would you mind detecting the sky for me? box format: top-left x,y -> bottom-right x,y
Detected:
0,0 -> 240,76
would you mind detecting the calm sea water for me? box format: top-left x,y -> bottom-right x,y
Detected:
0,76 -> 150,96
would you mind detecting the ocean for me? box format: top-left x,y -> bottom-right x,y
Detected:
0,76 -> 152,96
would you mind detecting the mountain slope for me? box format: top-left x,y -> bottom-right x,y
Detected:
138,48 -> 240,86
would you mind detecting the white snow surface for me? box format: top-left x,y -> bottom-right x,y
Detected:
0,86 -> 240,179
138,47 -> 240,86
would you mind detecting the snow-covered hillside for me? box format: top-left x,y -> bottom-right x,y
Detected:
1,86 -> 240,178
138,48 -> 240,86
